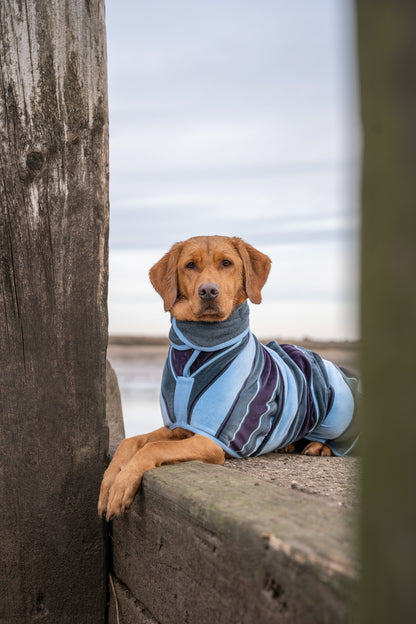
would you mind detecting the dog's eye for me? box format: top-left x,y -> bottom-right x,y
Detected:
222,259 -> 233,267
186,261 -> 196,269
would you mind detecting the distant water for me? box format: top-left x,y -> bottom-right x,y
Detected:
108,345 -> 168,437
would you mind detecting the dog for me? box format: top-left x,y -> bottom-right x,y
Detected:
98,236 -> 359,520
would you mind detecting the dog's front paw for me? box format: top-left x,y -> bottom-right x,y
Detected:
98,465 -> 119,518
302,441 -> 333,456
105,467 -> 144,521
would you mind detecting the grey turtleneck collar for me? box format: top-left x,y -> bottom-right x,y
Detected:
169,301 -> 250,352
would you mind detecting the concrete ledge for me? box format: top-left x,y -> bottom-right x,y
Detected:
109,459 -> 358,624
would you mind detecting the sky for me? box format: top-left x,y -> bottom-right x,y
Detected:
105,0 -> 361,341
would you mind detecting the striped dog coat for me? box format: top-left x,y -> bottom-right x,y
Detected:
160,302 -> 359,457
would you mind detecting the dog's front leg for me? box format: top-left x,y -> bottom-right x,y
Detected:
98,427 -> 193,517
104,435 -> 225,520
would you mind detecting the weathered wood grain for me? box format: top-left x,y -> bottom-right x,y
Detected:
110,462 -> 357,624
0,1 -> 109,621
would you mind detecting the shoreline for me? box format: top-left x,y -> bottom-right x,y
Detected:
108,334 -> 360,350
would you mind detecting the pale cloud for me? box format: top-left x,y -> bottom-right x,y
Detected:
105,0 -> 360,340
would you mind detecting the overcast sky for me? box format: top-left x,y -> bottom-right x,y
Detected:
105,0 -> 360,340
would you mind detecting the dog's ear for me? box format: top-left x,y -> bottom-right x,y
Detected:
231,238 -> 271,304
149,242 -> 183,311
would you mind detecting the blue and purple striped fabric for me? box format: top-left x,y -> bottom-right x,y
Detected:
160,302 -> 359,457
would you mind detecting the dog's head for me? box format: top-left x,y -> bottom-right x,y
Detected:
149,235 -> 271,321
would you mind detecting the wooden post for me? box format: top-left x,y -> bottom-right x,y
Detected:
0,1 -> 109,621
357,2 -> 416,622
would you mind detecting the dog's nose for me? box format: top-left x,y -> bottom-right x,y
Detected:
198,283 -> 220,300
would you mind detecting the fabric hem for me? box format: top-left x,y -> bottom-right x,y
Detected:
165,423 -> 241,458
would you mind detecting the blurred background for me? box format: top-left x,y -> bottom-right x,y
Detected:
106,0 -> 360,342
105,0 -> 361,434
